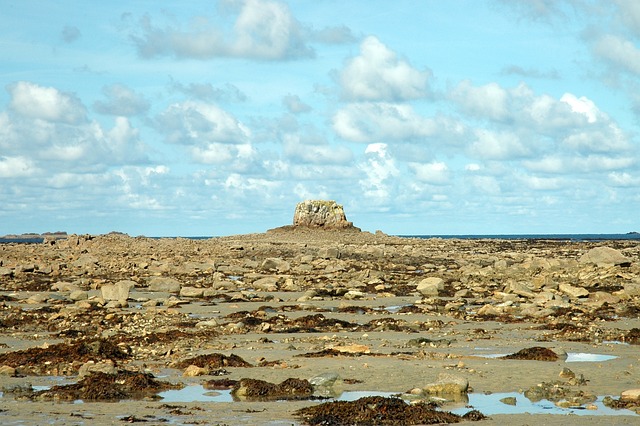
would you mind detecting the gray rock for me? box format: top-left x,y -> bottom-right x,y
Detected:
559,283 -> 589,298
148,277 -> 182,293
293,200 -> 355,229
180,287 -> 204,297
318,247 -> 340,259
101,280 -> 135,301
253,276 -> 280,291
423,373 -> 469,395
0,267 -> 13,277
69,290 -> 89,301
261,258 -> 291,272
78,360 -> 116,378
417,277 -> 444,296
579,247 -> 631,267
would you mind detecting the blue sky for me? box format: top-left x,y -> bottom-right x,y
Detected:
1,0 -> 639,236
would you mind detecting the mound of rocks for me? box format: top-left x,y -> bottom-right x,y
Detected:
291,200 -> 358,230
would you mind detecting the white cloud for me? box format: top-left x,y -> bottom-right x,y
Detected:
332,102 -> 449,142
131,0 -> 313,60
282,94 -> 311,113
450,80 -> 509,121
409,161 -> 450,185
591,34 -> 640,75
608,171 -> 640,186
524,154 -> 635,173
358,143 -> 400,203
338,36 -> 431,101
469,130 -> 532,160
283,134 -> 352,164
0,156 -> 36,178
157,101 -> 251,145
94,84 -> 150,116
615,0 -> 640,35
8,82 -> 87,124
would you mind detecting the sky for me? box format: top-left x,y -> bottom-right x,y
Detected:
1,0 -> 640,236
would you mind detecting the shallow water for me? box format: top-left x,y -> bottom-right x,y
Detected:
473,352 -> 618,362
450,392 -> 637,417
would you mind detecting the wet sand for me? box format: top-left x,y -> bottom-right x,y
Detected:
1,230 -> 639,424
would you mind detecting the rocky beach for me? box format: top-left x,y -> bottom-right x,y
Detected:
1,204 -> 640,424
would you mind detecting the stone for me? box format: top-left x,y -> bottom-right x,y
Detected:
0,365 -> 16,376
101,280 -> 135,301
0,267 -> 13,277
417,277 -> 444,296
180,287 -> 205,298
183,365 -> 209,377
621,389 -> 640,401
423,373 -> 469,395
78,360 -> 116,378
579,247 -> 631,267
252,276 -> 280,291
261,258 -> 290,272
69,290 -> 89,301
292,200 -> 356,229
559,283 -> 589,298
148,277 -> 182,293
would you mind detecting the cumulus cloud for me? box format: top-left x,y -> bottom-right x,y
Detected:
358,143 -> 400,204
282,94 -> 312,113
168,79 -> 247,102
156,100 -> 251,145
469,130 -> 532,160
8,81 -> 87,124
282,133 -> 352,164
338,36 -> 431,101
0,156 -> 37,178
591,34 -> 640,75
93,84 -> 150,116
409,161 -> 450,185
333,103 -> 459,143
131,0 -> 314,60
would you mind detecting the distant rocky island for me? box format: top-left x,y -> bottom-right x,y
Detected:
0,232 -> 68,241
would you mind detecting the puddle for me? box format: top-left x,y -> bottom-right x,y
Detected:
473,352 -> 617,362
450,392 -> 637,417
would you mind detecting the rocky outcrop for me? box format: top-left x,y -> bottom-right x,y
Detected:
291,200 -> 357,230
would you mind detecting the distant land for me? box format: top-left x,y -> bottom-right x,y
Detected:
0,231 -> 68,240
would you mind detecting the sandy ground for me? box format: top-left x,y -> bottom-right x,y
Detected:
1,231 -> 639,425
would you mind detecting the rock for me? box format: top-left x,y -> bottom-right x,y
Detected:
579,247 -> 631,267
148,277 -> 182,293
180,287 -> 205,298
101,280 -> 135,301
0,267 -> 13,277
423,373 -> 469,395
318,247 -> 340,259
500,396 -> 517,406
292,200 -> 356,229
505,280 -> 536,299
261,258 -> 290,272
344,290 -> 365,300
559,283 -> 589,298
621,389 -> 640,401
417,277 -> 444,296
183,365 -> 209,377
69,290 -> 89,301
78,360 -> 116,378
330,344 -> 370,354
0,365 -> 17,376
252,276 -> 280,291
310,372 -> 341,388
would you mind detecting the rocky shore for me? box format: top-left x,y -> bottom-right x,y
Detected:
1,228 -> 640,424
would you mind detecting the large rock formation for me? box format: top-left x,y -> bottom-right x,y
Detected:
292,200 -> 357,230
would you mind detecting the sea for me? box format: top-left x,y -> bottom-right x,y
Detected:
1,233 -> 639,244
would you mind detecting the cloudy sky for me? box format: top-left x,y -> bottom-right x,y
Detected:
1,0 -> 640,236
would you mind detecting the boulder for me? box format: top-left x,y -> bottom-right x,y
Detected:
148,277 -> 182,293
292,200 -> 356,229
423,373 -> 469,395
579,247 -> 631,267
417,277 -> 444,296
101,280 -> 135,301
559,283 -> 589,298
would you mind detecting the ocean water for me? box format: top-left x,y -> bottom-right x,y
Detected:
1,233 -> 639,244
